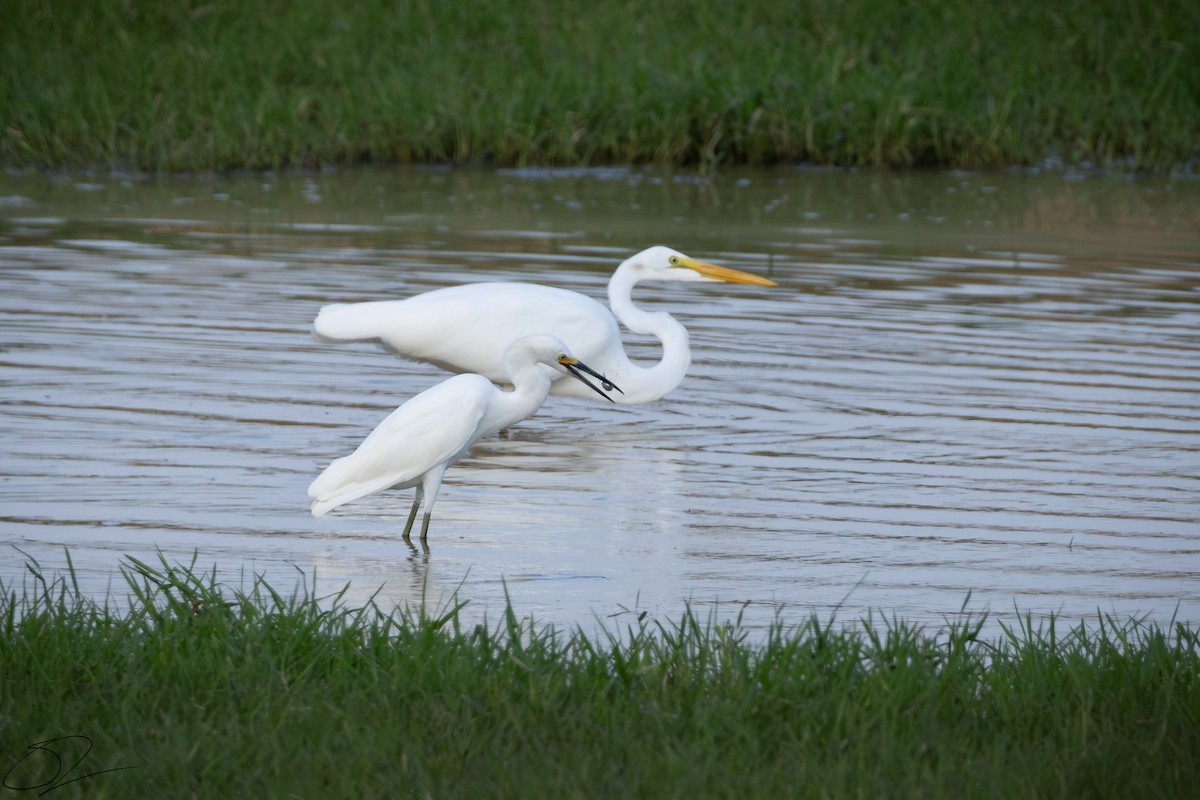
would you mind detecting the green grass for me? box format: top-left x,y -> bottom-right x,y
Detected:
2,552 -> 1198,798
1,0 -> 1196,172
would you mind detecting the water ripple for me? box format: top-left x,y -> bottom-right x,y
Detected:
1,168 -> 1198,636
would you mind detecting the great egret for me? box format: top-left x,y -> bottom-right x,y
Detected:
308,334 -> 618,542
313,245 -> 776,404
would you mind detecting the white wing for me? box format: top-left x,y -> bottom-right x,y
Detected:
313,283 -> 619,382
308,375 -> 493,515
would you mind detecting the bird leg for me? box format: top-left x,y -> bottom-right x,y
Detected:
402,498 -> 421,541
416,466 -> 444,545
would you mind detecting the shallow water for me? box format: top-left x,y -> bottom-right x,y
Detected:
1,165 -> 1198,636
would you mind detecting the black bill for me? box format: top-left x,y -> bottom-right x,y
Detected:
565,360 -> 623,401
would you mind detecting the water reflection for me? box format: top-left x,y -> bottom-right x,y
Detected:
1,166 -> 1198,637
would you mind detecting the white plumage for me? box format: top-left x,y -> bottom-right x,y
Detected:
308,334 -> 616,542
313,246 -> 775,405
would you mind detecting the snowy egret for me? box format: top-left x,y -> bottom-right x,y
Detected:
313,245 -> 776,405
308,334 -> 618,542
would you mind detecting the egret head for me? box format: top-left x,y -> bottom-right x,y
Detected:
505,335 -> 623,401
624,245 -> 777,287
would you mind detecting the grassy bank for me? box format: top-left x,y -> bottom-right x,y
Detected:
2,0 -> 1197,172
2,554 -> 1197,798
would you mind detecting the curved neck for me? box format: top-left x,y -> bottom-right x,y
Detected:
607,264 -> 656,335
604,264 -> 691,404
490,359 -> 555,429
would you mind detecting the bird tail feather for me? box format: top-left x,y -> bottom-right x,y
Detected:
308,455 -> 400,517
312,299 -> 405,345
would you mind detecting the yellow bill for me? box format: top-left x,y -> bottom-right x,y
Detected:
673,256 -> 777,287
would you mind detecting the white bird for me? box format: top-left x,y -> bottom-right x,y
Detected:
312,245 -> 775,405
308,334 -> 617,542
